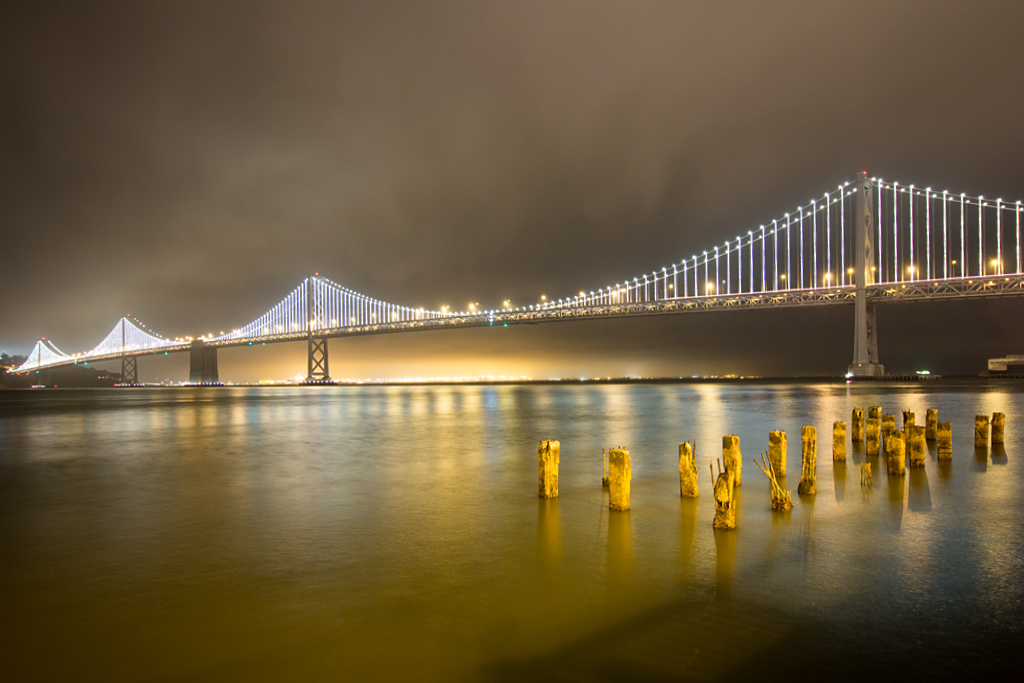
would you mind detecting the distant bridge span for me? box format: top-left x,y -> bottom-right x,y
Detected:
17,174 -> 1024,382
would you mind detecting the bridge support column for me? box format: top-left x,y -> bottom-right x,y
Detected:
307,337 -> 330,382
121,354 -> 138,385
305,274 -> 331,383
189,340 -> 219,384
849,173 -> 885,377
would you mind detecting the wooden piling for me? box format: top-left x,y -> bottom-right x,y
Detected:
851,408 -> 865,442
868,406 -> 882,420
882,414 -> 896,441
753,453 -> 793,511
538,440 -> 560,498
975,415 -> 990,448
925,409 -> 938,441
866,418 -> 881,456
602,448 -> 609,487
908,425 -> 926,467
833,421 -> 847,461
937,422 -> 952,460
723,435 -> 742,487
679,441 -> 698,498
903,410 -> 916,432
609,448 -> 631,511
992,412 -> 1005,445
711,459 -> 736,529
886,430 -> 906,475
768,430 -> 787,477
798,426 -> 817,495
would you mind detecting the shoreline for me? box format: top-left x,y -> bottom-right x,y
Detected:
5,374 -> 1024,389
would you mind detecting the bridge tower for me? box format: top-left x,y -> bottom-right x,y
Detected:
306,275 -> 331,382
120,318 -> 138,384
848,173 -> 884,377
189,339 -> 219,384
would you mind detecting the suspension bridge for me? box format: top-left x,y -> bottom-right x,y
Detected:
15,173 -> 1024,383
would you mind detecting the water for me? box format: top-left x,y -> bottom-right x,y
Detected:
1,382 -> 1021,681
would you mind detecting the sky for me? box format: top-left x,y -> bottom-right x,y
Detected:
3,1 -> 1024,381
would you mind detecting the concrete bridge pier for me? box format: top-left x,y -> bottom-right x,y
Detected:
849,173 -> 885,377
189,340 -> 219,384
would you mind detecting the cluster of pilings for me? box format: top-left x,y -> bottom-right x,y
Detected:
537,408 -> 1008,530
849,407 -> 1006,476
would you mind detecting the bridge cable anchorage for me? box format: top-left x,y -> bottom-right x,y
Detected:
15,175 -> 1024,379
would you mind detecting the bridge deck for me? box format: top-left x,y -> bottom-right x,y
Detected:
21,273 -> 1024,373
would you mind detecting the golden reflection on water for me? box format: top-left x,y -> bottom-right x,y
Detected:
537,498 -> 560,571
833,459 -> 847,502
0,383 -> 1021,680
606,510 -> 632,585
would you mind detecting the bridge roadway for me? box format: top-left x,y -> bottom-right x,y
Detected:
42,272 -> 1024,373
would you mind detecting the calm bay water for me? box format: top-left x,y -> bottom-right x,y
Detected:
1,382 -> 1022,681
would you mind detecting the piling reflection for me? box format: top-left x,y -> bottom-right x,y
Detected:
887,473 -> 905,525
973,447 -> 988,472
938,458 -> 952,480
991,444 -> 1008,465
606,510 -> 632,586
850,439 -> 865,465
713,527 -> 737,601
679,497 -> 698,574
907,467 -> 932,512
537,498 -> 560,574
834,460 -> 846,502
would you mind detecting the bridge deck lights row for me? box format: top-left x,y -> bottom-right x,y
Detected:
15,175 -> 1024,380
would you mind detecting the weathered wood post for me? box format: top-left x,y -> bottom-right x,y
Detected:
975,415 -> 990,448
768,430 -> 787,477
937,422 -> 952,459
908,425 -> 926,468
902,410 -> 916,432
868,406 -> 882,420
753,453 -> 793,511
886,430 -> 906,475
711,460 -> 736,529
833,421 -> 847,461
679,441 -> 698,497
723,435 -> 742,487
992,412 -> 1005,445
609,448 -> 631,511
882,414 -> 896,441
851,408 -> 865,442
866,418 -> 881,456
925,409 -> 938,441
538,440 -> 560,498
798,426 -> 817,495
